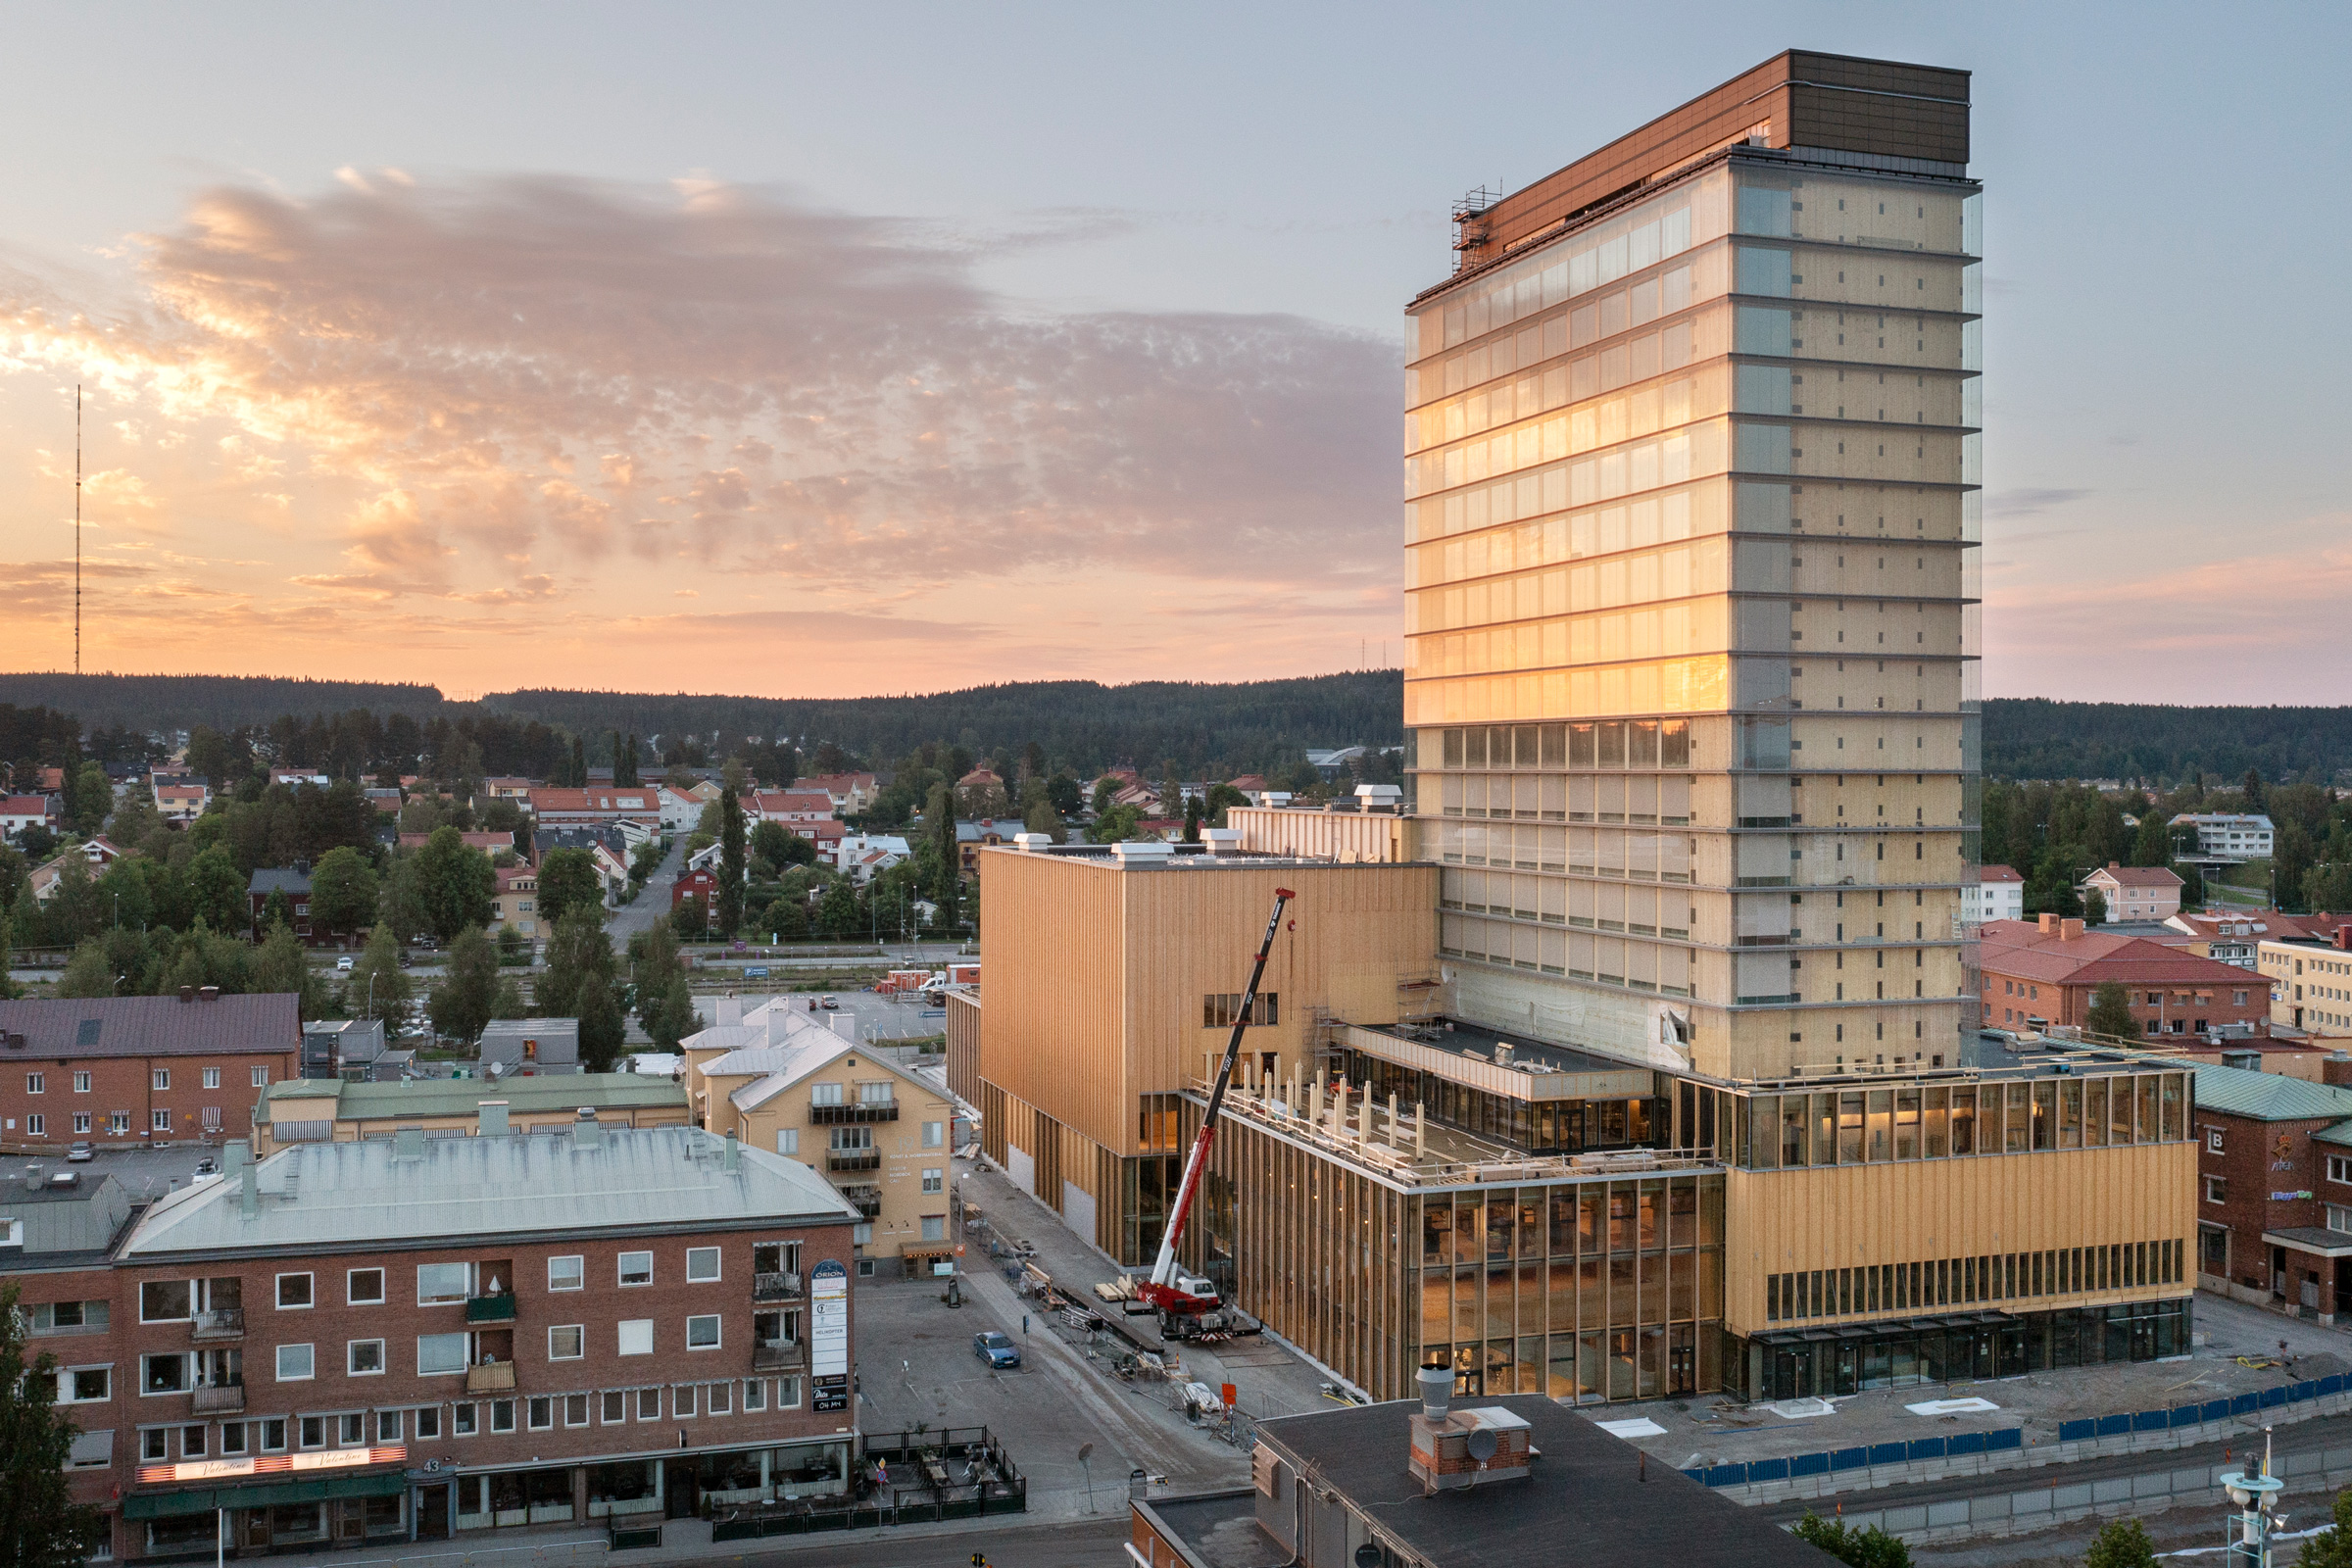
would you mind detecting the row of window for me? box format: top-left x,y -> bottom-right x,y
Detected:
1766,1240 -> 2185,1324
16,1108 -> 222,1137
142,1246 -> 762,1321
1733,1073 -> 2189,1168
125,1379 -> 805,1462
23,1067 -> 268,1093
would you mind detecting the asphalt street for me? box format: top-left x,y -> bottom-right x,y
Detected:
608,833 -> 683,949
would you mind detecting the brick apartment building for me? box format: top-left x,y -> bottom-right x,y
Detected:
2188,1058 -> 2352,1322
4,1122 -> 860,1559
1980,916 -> 2271,1041
0,994 -> 303,1153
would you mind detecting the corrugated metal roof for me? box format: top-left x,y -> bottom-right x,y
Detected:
2187,1060 -> 2352,1122
258,1071 -> 686,1123
119,1126 -> 856,1259
0,994 -> 301,1058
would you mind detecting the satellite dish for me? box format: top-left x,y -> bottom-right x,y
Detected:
1465,1427 -> 1499,1462
1355,1544 -> 1383,1568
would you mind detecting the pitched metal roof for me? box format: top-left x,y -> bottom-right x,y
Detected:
2186,1059 -> 2352,1123
257,1071 -> 686,1124
248,867 -> 313,896
0,994 -> 301,1058
119,1125 -> 857,1260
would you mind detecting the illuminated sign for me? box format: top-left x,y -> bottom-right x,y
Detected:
137,1446 -> 406,1486
811,1258 -> 849,1378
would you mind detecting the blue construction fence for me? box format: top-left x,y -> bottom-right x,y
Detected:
1679,1373 -> 2347,1489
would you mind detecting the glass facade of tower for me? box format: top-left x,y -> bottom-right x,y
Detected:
1403,150 -> 1983,1083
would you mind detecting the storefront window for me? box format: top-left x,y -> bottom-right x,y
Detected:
588,1460 -> 660,1518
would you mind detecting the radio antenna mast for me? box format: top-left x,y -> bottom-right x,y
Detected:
74,384 -> 82,674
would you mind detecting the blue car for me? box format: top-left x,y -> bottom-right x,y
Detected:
973,1331 -> 1020,1369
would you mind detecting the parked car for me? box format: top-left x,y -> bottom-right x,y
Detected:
820,995 -> 840,1010
973,1331 -> 1020,1369
335,955 -> 355,971
66,1142 -> 93,1163
193,1157 -> 219,1177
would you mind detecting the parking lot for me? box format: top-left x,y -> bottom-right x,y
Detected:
21,1142 -> 226,1200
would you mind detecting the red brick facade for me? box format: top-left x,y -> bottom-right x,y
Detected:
1,1049 -> 296,1153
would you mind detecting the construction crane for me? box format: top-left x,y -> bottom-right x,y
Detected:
1135,887 -> 1294,1337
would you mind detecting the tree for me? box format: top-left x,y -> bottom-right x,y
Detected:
0,1281 -> 107,1568
254,922 -> 331,1018
1204,782 -> 1249,828
2244,767 -> 2267,811
491,975 -> 527,1019
926,783 -> 960,927
1790,1511 -> 1910,1568
427,926 -> 501,1043
2085,1517 -> 2159,1568
1046,770 -> 1082,817
613,732 -> 640,788
2291,1486 -> 2352,1568
536,848 -> 603,928
568,735 -> 587,789
542,906 -> 625,1070
307,846 -> 380,940
66,761 -> 112,836
816,878 -> 859,938
185,846 -> 248,931
2086,980 -> 2136,1040
1091,775 -> 1118,815
1087,803 -> 1145,844
260,887 -> 294,939
2278,819 -> 2317,912
2082,888 -> 2107,925
55,940 -> 117,1000
1182,794 -> 1202,843
717,789 -> 747,936
412,825 -> 496,942
345,924 -> 410,1026
2131,809 -> 2174,868
643,974 -> 699,1050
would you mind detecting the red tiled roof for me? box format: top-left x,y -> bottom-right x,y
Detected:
1979,864 -> 2024,883
2086,864 -> 2183,889
1979,919 -> 2258,988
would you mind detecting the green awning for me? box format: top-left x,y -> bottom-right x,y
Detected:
122,1470 -> 408,1520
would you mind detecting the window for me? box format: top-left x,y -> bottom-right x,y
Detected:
549,1325 -> 584,1360
108,1111 -> 128,1134
72,1112 -> 89,1134
527,1396 -> 553,1431
686,1314 -> 721,1349
60,1366 -> 111,1402
338,1413 -> 365,1446
548,1255 -> 583,1292
415,1405 -> 441,1440
348,1340 -> 386,1375
810,1083 -> 844,1106
203,1068 -> 220,1090
453,1403 -> 478,1436
221,1422 -> 249,1455
775,1129 -> 799,1155
564,1392 -> 589,1426
601,1391 -> 627,1424
1201,992 -> 1278,1028
686,1248 -> 721,1283
2331,1204 -> 2352,1236
921,1215 -> 946,1242
635,1387 -> 661,1420
251,1066 -> 270,1088
25,1115 -> 42,1137
142,1428 -> 169,1461
744,1378 -> 766,1412
258,1418 -> 287,1452
31,1299 -> 108,1333
348,1269 -> 385,1305
858,1081 -> 893,1105
617,1251 -> 653,1286
182,1424 -> 207,1457
2208,1128 -> 2226,1153
25,1073 -> 42,1094
922,1121 -> 945,1149
674,1384 -> 698,1417
922,1168 -> 944,1194
416,1334 -> 468,1376
416,1263 -> 468,1304
776,1375 -> 802,1409
2205,1175 -> 2228,1204
378,1409 -> 403,1442
617,1319 -> 654,1356
152,1069 -> 171,1092
275,1344 -> 316,1382
489,1399 -> 515,1434
152,1109 -> 172,1133
73,1072 -> 89,1093
2330,1155 -> 2352,1186
708,1381 -> 731,1414
275,1274 -> 313,1310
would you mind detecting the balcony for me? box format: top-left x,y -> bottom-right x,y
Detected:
752,1340 -> 807,1372
190,1308 -> 245,1342
810,1102 -> 898,1125
752,1271 -> 805,1303
192,1382 -> 246,1415
466,1361 -> 517,1394
826,1151 -> 881,1173
838,1185 -> 884,1220
465,1293 -> 518,1324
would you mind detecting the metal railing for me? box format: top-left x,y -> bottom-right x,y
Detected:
753,1271 -> 804,1302
825,1151 -> 881,1173
752,1340 -> 807,1371
811,1102 -> 899,1124
190,1308 -> 245,1341
466,1361 -> 516,1393
465,1293 -> 518,1323
192,1382 -> 246,1414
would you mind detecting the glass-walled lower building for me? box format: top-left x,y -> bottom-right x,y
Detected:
1184,1084 -> 1725,1403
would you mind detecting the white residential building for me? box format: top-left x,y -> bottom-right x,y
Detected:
1965,864 -> 2026,929
2171,813 -> 2275,862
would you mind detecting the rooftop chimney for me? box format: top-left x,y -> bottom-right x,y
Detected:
178,986 -> 195,1004
198,986 -> 220,1002
239,1153 -> 259,1218
393,1128 -> 426,1162
2038,912 -> 2058,934
1406,1376 -> 1531,1493
1416,1365 -> 1451,1421
574,1116 -> 604,1151
1198,827 -> 1242,856
723,1129 -> 740,1172
478,1101 -> 511,1137
2061,917 -> 2084,940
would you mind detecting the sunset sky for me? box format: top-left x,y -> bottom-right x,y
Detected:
2,3 -> 2346,703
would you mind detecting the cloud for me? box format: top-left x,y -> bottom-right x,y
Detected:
0,172 -> 1396,604
1984,487 -> 2091,518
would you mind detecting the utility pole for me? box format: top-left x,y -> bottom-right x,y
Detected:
74,384 -> 82,674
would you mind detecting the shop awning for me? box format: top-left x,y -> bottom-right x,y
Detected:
2265,1227 -> 2352,1259
899,1242 -> 957,1258
122,1471 -> 408,1520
